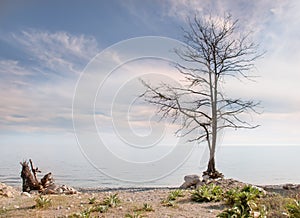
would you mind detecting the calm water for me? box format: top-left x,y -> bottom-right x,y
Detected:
1,144 -> 299,188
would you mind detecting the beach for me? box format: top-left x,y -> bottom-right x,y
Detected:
0,185 -> 224,217
1,178 -> 300,217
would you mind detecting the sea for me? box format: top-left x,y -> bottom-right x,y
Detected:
1,144 -> 299,188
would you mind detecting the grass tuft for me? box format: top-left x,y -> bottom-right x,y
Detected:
34,195 -> 52,209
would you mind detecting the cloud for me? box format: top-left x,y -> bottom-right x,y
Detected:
0,60 -> 33,76
0,30 -> 100,133
11,29 -> 99,77
163,0 -> 291,35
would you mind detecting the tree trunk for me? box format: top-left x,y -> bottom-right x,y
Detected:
207,155 -> 216,173
203,150 -> 223,179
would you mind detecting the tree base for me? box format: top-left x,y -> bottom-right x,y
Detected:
202,170 -> 224,179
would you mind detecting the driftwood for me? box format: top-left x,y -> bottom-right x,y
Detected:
20,160 -> 42,192
20,159 -> 77,194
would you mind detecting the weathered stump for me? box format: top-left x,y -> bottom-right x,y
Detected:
20,160 -> 41,192
20,159 -> 77,194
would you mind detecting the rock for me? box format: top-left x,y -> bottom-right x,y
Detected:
252,185 -> 267,195
21,192 -> 31,197
0,183 -> 15,198
41,184 -> 77,195
56,187 -> 63,194
3,191 -> 13,198
253,211 -> 261,218
202,175 -> 210,182
283,184 -> 299,190
180,174 -> 201,189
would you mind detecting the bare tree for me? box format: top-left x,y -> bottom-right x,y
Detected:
140,14 -> 261,179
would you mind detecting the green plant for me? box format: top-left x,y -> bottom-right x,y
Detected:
102,193 -> 121,208
134,203 -> 154,212
34,195 -> 52,209
241,185 -> 263,199
88,197 -> 96,204
287,200 -> 300,218
168,189 -> 185,201
191,184 -> 223,202
248,201 -> 267,218
224,185 -> 263,207
161,199 -> 176,207
220,185 -> 266,218
125,211 -> 144,218
142,203 -> 154,212
217,204 -> 248,218
79,208 -> 92,218
93,204 -> 108,213
68,208 -> 92,218
161,189 -> 185,207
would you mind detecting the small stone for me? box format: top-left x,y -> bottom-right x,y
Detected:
66,207 -> 70,210
14,205 -> 20,209
253,211 -> 260,218
21,192 -> 31,197
4,191 -> 13,198
283,184 -> 298,190
57,188 -> 63,194
202,175 -> 210,182
252,186 -> 267,195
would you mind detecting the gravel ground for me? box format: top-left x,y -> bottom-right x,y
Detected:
1,179 -> 299,218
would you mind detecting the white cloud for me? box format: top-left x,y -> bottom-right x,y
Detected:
163,0 -> 291,35
11,29 -> 99,76
0,60 -> 33,76
0,30 -> 100,133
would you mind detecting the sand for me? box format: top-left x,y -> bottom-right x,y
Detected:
0,179 -> 299,218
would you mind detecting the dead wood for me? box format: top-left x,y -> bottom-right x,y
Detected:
20,159 -> 77,194
20,159 -> 42,192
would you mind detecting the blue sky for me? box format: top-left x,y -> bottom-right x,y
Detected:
1,0 -> 300,152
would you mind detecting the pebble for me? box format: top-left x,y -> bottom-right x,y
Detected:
14,205 -> 20,209
21,192 -> 31,197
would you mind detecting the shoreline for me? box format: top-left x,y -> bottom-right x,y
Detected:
9,181 -> 300,193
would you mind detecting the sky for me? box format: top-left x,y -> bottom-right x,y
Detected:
1,0 -> 300,156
